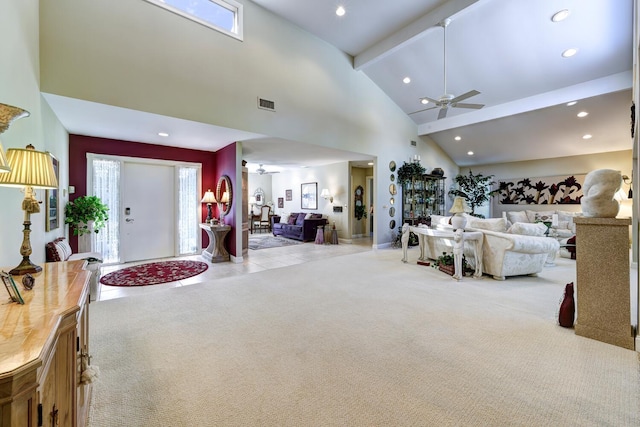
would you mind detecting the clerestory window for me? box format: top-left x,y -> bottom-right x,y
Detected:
143,0 -> 243,41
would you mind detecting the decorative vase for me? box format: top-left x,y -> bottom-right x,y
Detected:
431,167 -> 444,176
558,282 -> 575,328
450,213 -> 467,230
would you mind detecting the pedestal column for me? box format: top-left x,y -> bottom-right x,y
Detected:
574,217 -> 634,350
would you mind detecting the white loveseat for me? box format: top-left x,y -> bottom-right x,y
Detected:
424,215 -> 560,280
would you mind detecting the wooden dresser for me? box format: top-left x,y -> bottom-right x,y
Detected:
0,260 -> 92,427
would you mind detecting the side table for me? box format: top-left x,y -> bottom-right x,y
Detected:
200,223 -> 231,263
315,225 -> 325,244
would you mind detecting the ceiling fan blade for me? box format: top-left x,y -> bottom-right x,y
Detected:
452,102 -> 484,109
437,107 -> 448,120
450,90 -> 480,103
421,96 -> 441,105
408,105 -> 438,115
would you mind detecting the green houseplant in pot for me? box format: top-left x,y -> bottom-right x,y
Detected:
448,171 -> 499,218
65,195 -> 109,236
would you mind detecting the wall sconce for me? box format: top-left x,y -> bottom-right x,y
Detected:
320,188 -> 333,203
201,189 -> 217,222
0,144 -> 59,275
622,174 -> 632,199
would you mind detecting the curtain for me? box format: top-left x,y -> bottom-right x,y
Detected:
92,159 -> 120,264
178,166 -> 198,254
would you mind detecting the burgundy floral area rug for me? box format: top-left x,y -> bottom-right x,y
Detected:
100,260 -> 208,287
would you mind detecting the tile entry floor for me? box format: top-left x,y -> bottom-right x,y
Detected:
97,235 -> 374,301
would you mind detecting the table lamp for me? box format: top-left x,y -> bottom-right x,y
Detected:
201,189 -> 217,222
0,144 -> 59,274
449,197 -> 470,231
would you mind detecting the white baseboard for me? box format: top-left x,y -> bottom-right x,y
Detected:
230,255 -> 243,263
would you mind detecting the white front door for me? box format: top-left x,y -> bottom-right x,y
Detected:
121,162 -> 175,262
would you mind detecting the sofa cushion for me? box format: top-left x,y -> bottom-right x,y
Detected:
296,213 -> 306,225
508,222 -> 547,236
430,215 -> 452,228
506,210 -> 529,225
287,214 -> 297,225
311,213 -> 323,219
468,217 -> 507,232
54,238 -> 73,261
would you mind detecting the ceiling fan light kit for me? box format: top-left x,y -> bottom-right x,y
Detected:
409,17 -> 484,120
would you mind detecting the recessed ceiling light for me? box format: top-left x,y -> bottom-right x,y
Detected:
551,9 -> 570,22
454,136 -> 461,141
403,77 -> 411,84
467,151 -> 474,156
566,101 -> 577,106
577,111 -> 588,118
562,48 -> 578,58
158,132 -> 169,137
583,134 -> 592,140
367,162 -> 374,166
336,6 -> 346,17
421,99 -> 429,105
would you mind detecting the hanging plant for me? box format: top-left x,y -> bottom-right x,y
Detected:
64,196 -> 109,236
397,161 -> 426,186
448,170 -> 499,218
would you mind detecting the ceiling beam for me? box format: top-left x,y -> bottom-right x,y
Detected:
417,71 -> 633,135
354,0 -> 480,71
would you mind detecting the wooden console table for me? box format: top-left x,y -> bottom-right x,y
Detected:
401,225 -> 483,280
200,223 -> 231,263
0,260 -> 92,426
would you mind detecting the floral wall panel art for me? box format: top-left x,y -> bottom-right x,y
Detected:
494,174 -> 585,205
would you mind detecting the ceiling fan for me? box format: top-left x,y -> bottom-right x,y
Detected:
409,18 -> 484,120
256,164 -> 279,175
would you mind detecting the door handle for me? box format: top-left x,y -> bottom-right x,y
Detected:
126,218 -> 135,222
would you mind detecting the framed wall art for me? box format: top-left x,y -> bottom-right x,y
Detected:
46,154 -> 59,231
285,189 -> 292,201
278,197 -> 284,208
301,182 -> 317,210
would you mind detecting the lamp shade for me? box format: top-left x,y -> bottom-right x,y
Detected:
320,188 -> 331,199
249,196 -> 256,204
449,197 -> 470,214
221,191 -> 230,203
201,189 -> 217,204
0,145 -> 58,188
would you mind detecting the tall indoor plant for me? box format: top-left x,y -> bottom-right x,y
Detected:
64,195 -> 109,236
448,171 -> 498,218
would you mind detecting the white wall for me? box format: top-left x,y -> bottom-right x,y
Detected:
460,150 -> 633,219
0,1 -> 70,268
247,173 -> 273,214
38,0 -> 458,247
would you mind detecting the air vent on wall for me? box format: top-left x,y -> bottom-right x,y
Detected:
410,140 -> 417,146
258,97 -> 276,111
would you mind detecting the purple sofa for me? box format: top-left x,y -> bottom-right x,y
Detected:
271,213 -> 327,242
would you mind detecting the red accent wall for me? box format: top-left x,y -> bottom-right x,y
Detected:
68,135 -> 231,255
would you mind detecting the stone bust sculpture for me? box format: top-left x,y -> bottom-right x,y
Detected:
581,169 -> 622,218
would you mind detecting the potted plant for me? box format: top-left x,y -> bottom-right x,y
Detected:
397,161 -> 426,186
448,170 -> 499,218
354,205 -> 368,221
65,195 -> 109,236
432,252 -> 472,276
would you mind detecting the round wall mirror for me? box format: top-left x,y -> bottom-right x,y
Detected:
389,183 -> 397,195
389,161 -> 396,172
390,219 -> 396,229
390,197 -> 394,205
389,207 -> 395,217
216,175 -> 233,216
254,188 -> 265,206
390,173 -> 395,182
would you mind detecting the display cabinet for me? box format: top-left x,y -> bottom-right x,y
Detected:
402,174 -> 446,225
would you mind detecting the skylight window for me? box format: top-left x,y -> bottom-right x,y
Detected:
144,0 -> 243,41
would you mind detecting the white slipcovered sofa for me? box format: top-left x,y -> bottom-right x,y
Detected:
46,237 -> 103,300
424,215 -> 560,280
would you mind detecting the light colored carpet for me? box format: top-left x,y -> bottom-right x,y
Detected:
88,249 -> 640,426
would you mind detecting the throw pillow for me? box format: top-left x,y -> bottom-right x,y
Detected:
296,213 -> 306,225
526,210 -> 555,223
311,213 -> 323,219
54,239 -> 72,261
305,213 -> 312,219
506,210 -> 529,225
287,214 -> 297,225
508,222 -> 547,236
467,217 -> 507,232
